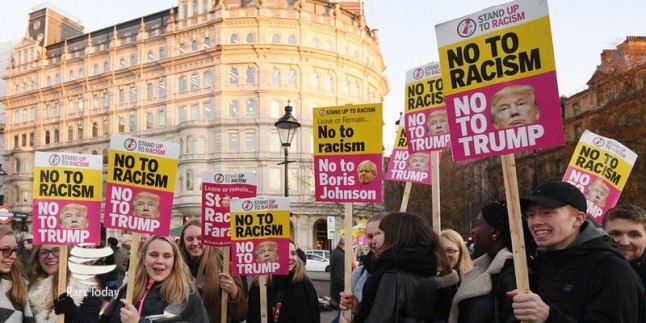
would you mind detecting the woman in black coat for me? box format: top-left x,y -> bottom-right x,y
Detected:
448,200 -> 535,323
247,241 -> 319,323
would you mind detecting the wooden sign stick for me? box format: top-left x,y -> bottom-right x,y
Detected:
342,202 -> 353,322
399,182 -> 412,212
431,151 -> 441,233
125,232 -> 141,303
56,245 -> 69,323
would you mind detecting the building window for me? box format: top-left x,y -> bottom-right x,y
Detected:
246,33 -> 255,43
45,130 -> 51,144
311,72 -> 319,88
119,89 -> 125,104
229,100 -> 239,118
191,74 -> 199,90
77,121 -> 83,139
103,61 -> 110,72
68,100 -> 74,114
147,83 -> 153,99
159,77 -> 166,97
54,127 -> 60,142
78,96 -> 84,112
47,76 -> 51,86
192,0 -> 198,16
191,40 -> 198,52
146,112 -> 153,129
179,106 -> 187,123
179,43 -> 186,55
147,51 -> 154,63
186,136 -> 195,153
229,132 -> 239,152
129,114 -> 136,132
230,34 -> 238,44
159,47 -> 167,59
118,117 -> 125,133
159,110 -> 166,127
93,94 -> 99,109
119,58 -> 126,69
311,38 -> 319,48
246,98 -> 257,117
269,100 -> 280,119
287,35 -> 296,44
78,67 -> 85,78
103,118 -> 109,136
186,169 -> 194,190
203,71 -> 212,88
272,68 -> 280,84
130,54 -> 137,66
29,132 -> 34,146
67,126 -> 73,141
246,67 -> 255,83
272,33 -> 280,44
230,68 -> 238,84
203,101 -> 213,120
92,122 -> 98,137
103,91 -> 110,107
69,70 -> 75,81
191,104 -> 199,120
324,74 -> 332,90
130,85 -> 137,103
179,76 -> 187,93
288,68 -> 296,85
245,132 -> 256,151
198,137 -> 206,153
204,37 -> 211,48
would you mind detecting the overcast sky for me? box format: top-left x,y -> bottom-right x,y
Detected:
2,0 -> 646,152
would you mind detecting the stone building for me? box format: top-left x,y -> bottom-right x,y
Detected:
1,0 -> 389,249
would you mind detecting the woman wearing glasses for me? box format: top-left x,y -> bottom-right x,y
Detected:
28,244 -> 101,323
0,226 -> 34,322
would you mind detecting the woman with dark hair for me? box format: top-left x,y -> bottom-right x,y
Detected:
448,200 -> 534,323
0,226 -> 34,322
100,235 -> 208,323
247,240 -> 319,323
178,220 -> 247,323
28,244 -> 101,323
351,212 -> 456,323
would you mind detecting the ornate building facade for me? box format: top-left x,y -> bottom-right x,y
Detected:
1,0 -> 389,249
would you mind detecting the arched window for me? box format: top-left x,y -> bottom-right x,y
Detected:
288,68 -> 296,85
203,71 -> 213,88
118,117 -> 125,133
78,96 -> 84,112
92,122 -> 98,137
159,47 -> 167,59
103,61 -> 110,72
77,121 -> 83,139
186,136 -> 195,153
287,35 -> 296,44
159,110 -> 166,126
179,43 -> 186,55
67,126 -> 74,141
130,54 -> 137,65
146,112 -> 153,129
204,37 -> 211,48
129,114 -> 136,132
230,34 -> 239,44
119,58 -> 126,69
191,40 -> 198,51
272,33 -> 281,44
272,68 -> 280,84
229,100 -> 239,118
179,76 -> 187,93
45,130 -> 50,144
191,74 -> 199,90
246,33 -> 255,43
246,98 -> 257,117
147,51 -> 154,63
229,68 -> 239,84
69,70 -> 75,81
186,169 -> 194,190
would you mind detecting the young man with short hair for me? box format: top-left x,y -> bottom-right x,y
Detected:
603,203 -> 646,285
510,181 -> 644,322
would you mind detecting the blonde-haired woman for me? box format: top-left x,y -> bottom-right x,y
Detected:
178,220 -> 247,323
0,227 -> 34,322
247,240 -> 319,323
441,229 -> 474,282
100,236 -> 208,323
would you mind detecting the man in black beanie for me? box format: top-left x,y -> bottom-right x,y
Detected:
510,181 -> 644,322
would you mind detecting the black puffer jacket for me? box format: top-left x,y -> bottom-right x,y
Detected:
536,222 -> 645,322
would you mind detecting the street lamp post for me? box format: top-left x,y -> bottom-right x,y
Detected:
275,102 -> 301,197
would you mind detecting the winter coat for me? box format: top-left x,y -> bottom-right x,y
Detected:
631,251 -> 646,289
449,248 -> 517,323
329,246 -> 345,303
0,275 -> 35,323
100,282 -> 209,323
247,273 -> 320,323
29,275 -> 101,323
536,221 -> 645,322
354,247 -> 458,323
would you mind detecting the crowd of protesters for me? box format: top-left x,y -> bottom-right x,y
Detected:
1,181 -> 646,322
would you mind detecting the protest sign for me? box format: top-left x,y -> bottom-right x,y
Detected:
563,130 -> 638,224
436,0 -> 564,161
104,135 -> 179,235
386,125 -> 435,185
202,172 -> 257,247
314,103 -> 382,203
32,152 -> 102,245
230,197 -> 290,276
404,62 -> 450,152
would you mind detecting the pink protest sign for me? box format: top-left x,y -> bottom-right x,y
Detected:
32,152 -> 103,245
230,197 -> 290,276
563,130 -> 637,224
104,135 -> 179,235
436,0 -> 564,161
386,125 -> 435,185
314,103 -> 383,203
403,62 -> 451,152
202,172 -> 257,247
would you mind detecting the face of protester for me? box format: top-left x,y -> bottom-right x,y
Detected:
585,183 -> 610,207
183,225 -> 204,259
38,244 -> 61,275
255,241 -> 278,262
60,205 -> 89,229
358,166 -> 376,185
0,235 -> 19,274
133,195 -> 160,218
492,92 -> 539,129
605,218 -> 646,262
145,239 -> 175,282
288,243 -> 298,272
441,236 -> 461,270
366,221 -> 384,253
525,204 -> 583,250
471,213 -> 496,258
427,111 -> 449,136
408,153 -> 430,171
